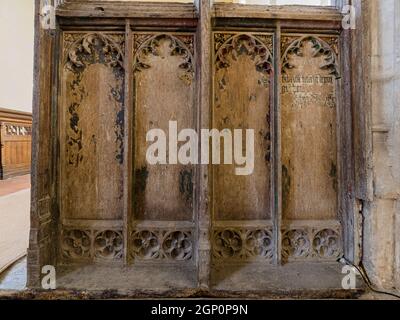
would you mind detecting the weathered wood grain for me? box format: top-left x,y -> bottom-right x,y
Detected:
60,32 -> 125,220
281,36 -> 339,221
57,1 -> 198,19
132,33 -> 196,222
213,33 -> 273,221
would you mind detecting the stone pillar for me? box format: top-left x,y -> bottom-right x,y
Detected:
363,0 -> 400,291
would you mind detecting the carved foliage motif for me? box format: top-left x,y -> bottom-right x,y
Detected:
61,229 -> 123,261
281,35 -> 340,79
282,227 -> 341,261
133,34 -> 195,86
63,33 -> 125,167
65,33 -> 124,75
215,34 -> 273,88
131,230 -> 193,261
213,228 -> 273,261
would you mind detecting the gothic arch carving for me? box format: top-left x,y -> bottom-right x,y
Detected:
64,33 -> 125,77
281,35 -> 340,79
215,34 -> 274,87
132,34 -> 195,86
62,33 -> 125,168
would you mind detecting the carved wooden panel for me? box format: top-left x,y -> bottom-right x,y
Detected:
281,35 -> 339,221
213,33 -> 273,222
131,33 -> 196,262
281,221 -> 341,261
61,228 -> 123,261
132,33 -> 195,223
212,33 -> 274,262
280,35 -> 342,261
60,32 -> 125,222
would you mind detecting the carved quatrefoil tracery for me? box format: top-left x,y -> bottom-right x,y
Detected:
62,229 -> 91,259
94,230 -> 123,260
282,228 -> 342,260
313,228 -> 341,259
131,230 -> 193,261
213,228 -> 274,260
62,229 -> 124,260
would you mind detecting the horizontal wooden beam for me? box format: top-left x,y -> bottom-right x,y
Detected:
213,18 -> 342,31
58,17 -> 197,29
213,3 -> 343,21
56,1 -> 198,19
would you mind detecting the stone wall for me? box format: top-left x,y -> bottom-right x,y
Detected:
363,0 -> 400,291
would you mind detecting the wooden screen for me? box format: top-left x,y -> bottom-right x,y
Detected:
59,32 -> 125,261
45,3 -> 352,293
57,31 -> 343,265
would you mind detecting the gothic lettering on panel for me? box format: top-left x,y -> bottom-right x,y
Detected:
281,35 -> 342,261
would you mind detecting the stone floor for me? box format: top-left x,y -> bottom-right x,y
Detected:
0,257 -> 26,290
0,174 -> 30,275
0,257 -> 398,299
0,174 -> 31,197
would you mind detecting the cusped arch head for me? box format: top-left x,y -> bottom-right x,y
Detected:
64,33 -> 125,76
215,34 -> 274,75
281,35 -> 340,79
132,34 -> 195,85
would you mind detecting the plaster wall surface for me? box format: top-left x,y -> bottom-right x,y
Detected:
0,0 -> 34,113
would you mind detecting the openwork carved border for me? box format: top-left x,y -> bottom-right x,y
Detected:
214,33 -> 274,84
212,228 -> 274,262
281,35 -> 340,79
132,34 -> 195,86
62,32 -> 125,167
64,33 -> 125,76
282,226 -> 342,261
61,228 -> 123,261
131,229 -> 193,261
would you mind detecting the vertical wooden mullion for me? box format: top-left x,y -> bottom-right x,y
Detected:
28,0 -> 58,287
123,19 -> 132,265
54,20 -> 62,266
273,21 -> 282,266
196,0 -> 212,289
